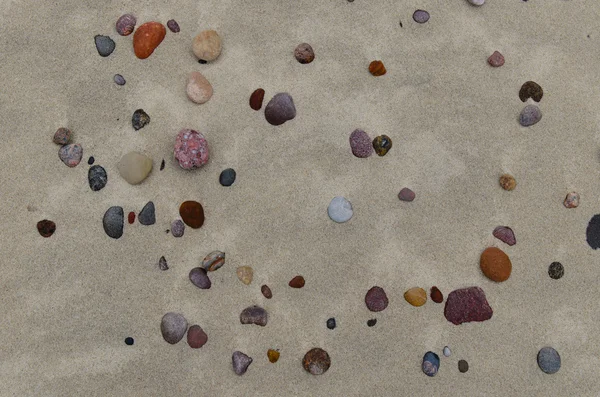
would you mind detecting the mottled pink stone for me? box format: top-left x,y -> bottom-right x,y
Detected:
444,286 -> 493,325
174,129 -> 209,170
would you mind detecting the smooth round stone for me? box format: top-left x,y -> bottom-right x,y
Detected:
499,174 -> 516,191
179,200 -> 205,228
264,93 -> 296,126
128,212 -> 135,224
103,206 -> 124,239
413,9 -> 430,23
88,165 -> 108,191
88,156 -> 95,165
365,286 -> 389,312
294,43 -> 315,64
458,359 -> 469,373
186,71 -> 213,104
303,348 -> 331,375
349,129 -> 373,158
368,60 -> 386,76
37,219 -> 56,237
327,196 -> 353,223
586,214 -> 600,249
189,267 -> 211,289
236,266 -> 254,285
232,351 -> 253,375
519,81 -> 543,102
398,188 -> 416,202
289,275 -> 305,288
422,351 -> 440,377
58,144 -> 83,167
187,325 -> 208,348
53,127 -> 72,145
372,135 -> 392,156
219,168 -> 236,186
167,19 -> 180,33
160,312 -> 188,344
326,317 -> 336,330
261,284 -> 273,299
430,286 -> 444,303
138,201 -> 156,225
404,287 -> 427,307
488,51 -> 505,67
468,0 -> 485,5
563,192 -> 580,208
117,151 -> 153,185
114,74 -> 126,86
171,219 -> 185,237
537,347 -> 561,374
443,346 -> 451,357
367,319 -> 377,327
519,105 -> 542,127
240,305 -> 268,326
115,14 -> 136,36
192,30 -> 222,62
132,109 -> 150,130
174,129 -> 209,169
94,35 -> 115,57
125,337 -> 134,345
202,250 -> 225,271
548,262 -> 564,279
249,88 -> 265,110
480,247 -> 512,282
133,22 -> 166,59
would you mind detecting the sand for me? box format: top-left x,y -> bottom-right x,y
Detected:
0,0 -> 599,395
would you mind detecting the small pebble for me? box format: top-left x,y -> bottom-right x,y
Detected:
404,287 -> 427,307
249,88 -> 265,110
303,348 -> 331,375
468,0 -> 485,5
133,22 -> 166,59
189,267 -> 211,289
187,325 -> 208,348
118,152 -> 153,184
372,135 -> 392,156
88,165 -> 108,191
94,35 -> 115,57
412,9 -> 430,23
103,206 -> 124,239
444,287 -> 493,325
480,247 -> 512,282
124,337 -> 134,345
369,60 -> 386,76
537,347 -> 561,374
563,192 -> 579,208
548,262 -> 564,279
499,174 -> 516,191
236,266 -> 254,285
328,196 -> 353,223
160,312 -> 188,344
349,129 -> 373,158
519,81 -> 543,102
294,43 -> 315,64
202,250 -> 225,271
492,226 -> 516,246
240,305 -> 268,326
114,74 -> 126,86
174,129 -> 209,170
53,127 -> 71,145
326,318 -> 336,330
586,214 -> 600,249
232,351 -> 253,375
261,285 -> 273,299
179,200 -> 205,228
430,286 -> 444,303
267,349 -> 280,363
367,319 -> 377,327
519,104 -> 542,127
398,188 -> 416,202
198,59 -> 207,64
458,359 -> 469,373
264,93 -> 296,126
171,219 -> 185,237
88,156 -> 95,165
115,14 -> 136,36
167,19 -> 180,33
289,275 -> 305,288
58,144 -> 83,167
422,352 -> 440,377
128,211 -> 135,224
365,286 -> 389,312
37,219 -> 56,237
192,30 -> 222,62
138,201 -> 156,225
186,71 -> 213,104
132,109 -> 150,130
219,168 -> 236,186
158,256 -> 169,271
487,51 -> 505,67
160,159 -> 165,171
443,346 -> 451,357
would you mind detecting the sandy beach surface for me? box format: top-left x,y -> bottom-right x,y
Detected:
1,0 -> 599,395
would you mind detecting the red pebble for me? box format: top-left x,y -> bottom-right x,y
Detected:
128,211 -> 135,224
430,286 -> 444,303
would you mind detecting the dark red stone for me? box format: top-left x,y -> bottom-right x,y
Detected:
37,219 -> 56,237
430,286 -> 443,303
187,325 -> 208,348
128,211 -> 135,224
444,286 -> 493,325
365,286 -> 388,312
289,275 -> 305,288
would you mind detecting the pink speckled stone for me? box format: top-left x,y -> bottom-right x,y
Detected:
174,129 -> 209,170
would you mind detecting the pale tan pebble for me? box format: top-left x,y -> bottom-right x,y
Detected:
404,287 -> 427,307
192,30 -> 222,61
186,71 -> 213,104
117,151 -> 153,185
236,266 -> 253,285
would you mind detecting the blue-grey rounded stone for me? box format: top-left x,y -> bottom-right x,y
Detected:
114,74 -> 126,85
537,347 -> 561,374
160,312 -> 188,344
219,168 -> 236,186
103,206 -> 124,239
88,165 -> 108,191
94,35 -> 115,57
519,104 -> 542,127
138,201 -> 156,225
422,351 -> 440,377
328,196 -> 353,223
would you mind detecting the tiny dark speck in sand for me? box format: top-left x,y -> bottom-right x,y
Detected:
198,59 -> 207,64
160,159 -> 165,170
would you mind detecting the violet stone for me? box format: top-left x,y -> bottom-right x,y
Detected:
444,286 -> 493,325
58,143 -> 83,167
398,188 -> 416,202
189,267 -> 211,289
264,93 -> 296,126
171,219 -> 185,237
492,226 -> 516,246
365,286 -> 389,312
232,351 -> 253,375
240,305 -> 268,326
115,14 -> 136,36
174,129 -> 209,170
167,19 -> 180,33
349,129 -> 373,158
413,9 -> 430,24
519,105 -> 542,127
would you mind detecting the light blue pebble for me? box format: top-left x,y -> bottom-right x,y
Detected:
328,196 -> 353,223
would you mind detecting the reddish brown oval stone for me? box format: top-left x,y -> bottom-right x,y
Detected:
480,247 -> 512,282
249,88 -> 265,111
179,200 -> 205,229
133,22 -> 166,59
37,220 -> 56,237
365,286 -> 388,312
289,275 -> 305,288
187,325 -> 208,348
128,211 -> 135,224
261,284 -> 273,299
430,286 -> 443,303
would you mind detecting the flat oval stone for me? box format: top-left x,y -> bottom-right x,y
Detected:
133,22 -> 166,59
372,135 -> 392,156
289,275 -> 305,288
138,201 -> 156,225
368,60 -> 386,76
94,35 -> 115,57
480,247 -> 512,282
430,286 -> 443,303
171,219 -> 185,237
264,93 -> 296,126
413,9 -> 430,23
103,206 -> 124,239
398,188 -> 416,202
58,144 -> 83,167
117,151 -> 153,185
160,312 -> 188,344
444,286 -> 493,325
128,211 -> 135,224
537,347 -> 561,374
174,129 -> 209,170
186,71 -> 213,104
53,127 -> 71,145
267,349 -> 280,363
187,325 -> 208,348
365,286 -> 389,312
219,168 -> 236,186
488,51 -> 505,67
458,359 -> 469,373
240,305 -> 268,326
37,219 -> 56,237
548,262 -> 564,279
232,351 -> 253,375
294,43 -> 315,64
349,129 -> 373,158
328,196 -> 353,223
88,165 -> 108,191
115,14 -> 136,36
249,88 -> 265,110
167,19 -> 180,33
236,266 -> 254,285
261,284 -> 273,299
519,104 -> 542,127
303,348 -> 331,375
443,346 -> 451,357
192,30 -> 222,61
180,200 -> 204,228
189,267 -> 211,289
404,287 -> 427,307
113,74 -> 126,85
132,109 -> 150,130
202,250 -> 225,271
519,81 -> 543,102
422,351 -> 440,377
492,226 -> 516,246
563,192 -> 580,208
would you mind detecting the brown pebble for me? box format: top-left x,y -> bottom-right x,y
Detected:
302,348 -> 331,375
249,88 -> 265,111
369,60 -> 386,76
133,21 -> 166,59
267,349 -> 280,363
294,43 -> 315,64
487,51 -> 505,67
187,325 -> 208,348
289,275 -> 305,288
430,286 -> 443,303
179,200 -> 205,229
37,219 -> 56,237
499,174 -> 516,191
519,81 -> 543,102
398,187 -> 416,202
404,287 -> 427,307
480,247 -> 512,282
236,266 -> 254,285
458,359 -> 469,373
261,284 -> 273,299
365,286 -> 388,312
53,127 -> 72,145
240,305 -> 268,326
563,192 -> 580,208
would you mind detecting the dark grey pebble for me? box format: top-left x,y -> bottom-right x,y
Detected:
240,305 -> 268,326
327,317 -> 336,330
422,351 -> 440,377
114,74 -> 126,85
160,159 -> 165,170
88,156 -> 95,165
586,214 -> 600,249
160,312 -> 188,344
367,319 -> 377,327
264,93 -> 296,126
171,219 -> 185,237
537,347 -> 561,374
458,359 -> 469,373
94,35 -> 115,57
519,105 -> 542,127
167,19 -> 180,33
219,168 -> 236,186
132,109 -> 150,130
189,267 -> 211,289
88,165 -> 108,191
138,201 -> 156,225
413,10 -> 430,24
159,256 -> 169,270
548,262 -> 564,279
232,351 -> 253,375
103,206 -> 124,239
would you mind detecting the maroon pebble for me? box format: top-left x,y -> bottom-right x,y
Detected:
365,286 -> 389,312
187,325 -> 208,348
37,219 -> 56,237
261,285 -> 273,299
398,188 -> 416,202
444,286 -> 493,325
487,51 -> 505,67
115,14 -> 136,36
167,19 -> 180,33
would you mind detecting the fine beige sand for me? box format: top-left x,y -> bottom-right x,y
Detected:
1,0 -> 599,395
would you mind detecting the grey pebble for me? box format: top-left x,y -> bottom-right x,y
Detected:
138,201 -> 156,225
413,10 -> 430,24
158,256 -> 169,271
189,267 -> 211,289
240,305 -> 268,326
171,219 -> 185,237
160,312 -> 188,344
94,35 -> 115,57
328,196 -> 353,223
88,165 -> 108,191
443,346 -> 451,357
114,74 -> 126,86
219,168 -> 236,186
103,206 -> 124,239
537,347 -> 561,374
422,351 -> 440,377
519,105 -> 542,127
232,351 -> 253,375
264,93 -> 296,126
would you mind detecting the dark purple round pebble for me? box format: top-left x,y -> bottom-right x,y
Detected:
261,284 -> 273,299
189,267 -> 211,289
413,9 -> 430,24
167,19 -> 180,33
115,14 -> 136,36
349,129 -> 373,158
365,286 -> 389,312
398,188 -> 416,202
264,93 -> 296,126
114,74 -> 126,86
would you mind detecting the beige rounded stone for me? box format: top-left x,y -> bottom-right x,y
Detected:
236,266 -> 253,285
404,287 -> 427,307
186,71 -> 213,104
117,151 -> 153,185
192,30 -> 222,61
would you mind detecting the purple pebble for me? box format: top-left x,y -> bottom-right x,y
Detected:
167,19 -> 180,33
349,129 -> 373,158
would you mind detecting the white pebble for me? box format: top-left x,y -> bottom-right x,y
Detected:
467,0 -> 485,5
443,346 -> 451,357
328,196 -> 353,223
